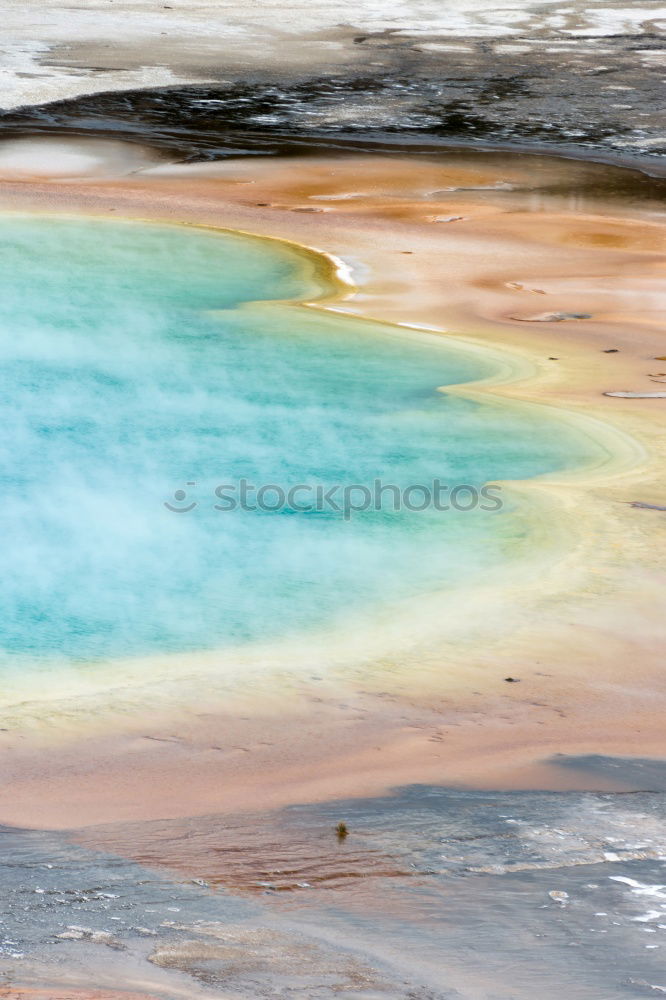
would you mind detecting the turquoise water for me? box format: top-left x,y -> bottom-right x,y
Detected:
0,216 -> 600,667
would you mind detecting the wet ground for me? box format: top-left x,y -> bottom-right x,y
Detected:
2,758 -> 665,998
0,67 -> 663,172
1,1 -> 664,169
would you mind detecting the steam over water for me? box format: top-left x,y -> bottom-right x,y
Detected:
0,216 -> 600,669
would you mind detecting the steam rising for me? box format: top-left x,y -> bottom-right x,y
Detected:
0,217 -> 598,668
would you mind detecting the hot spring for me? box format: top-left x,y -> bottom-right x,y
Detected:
0,215 -> 603,671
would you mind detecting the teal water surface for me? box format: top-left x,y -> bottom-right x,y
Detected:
0,216 -> 601,667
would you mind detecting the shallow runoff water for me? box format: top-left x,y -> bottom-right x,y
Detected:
3,767 -> 666,998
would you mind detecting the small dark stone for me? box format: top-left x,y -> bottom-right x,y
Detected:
548,357 -> 559,360
603,349 -> 619,353
504,677 -> 520,683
